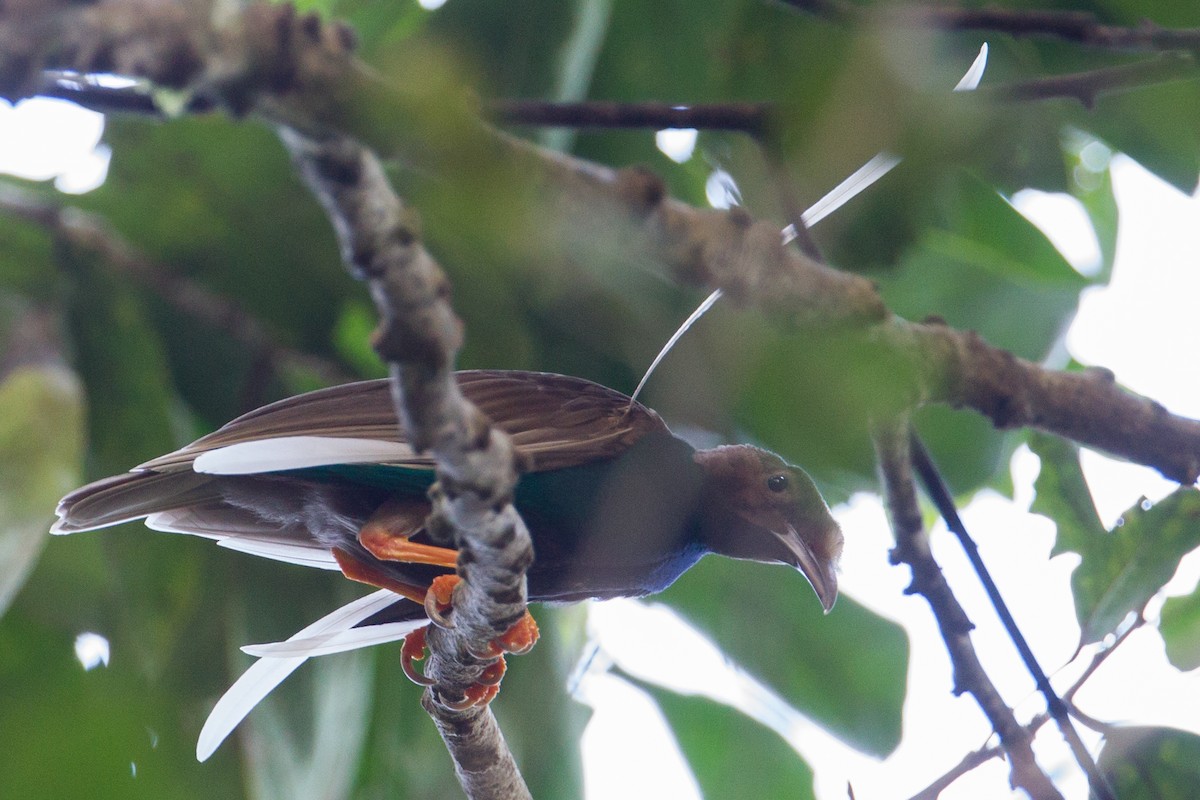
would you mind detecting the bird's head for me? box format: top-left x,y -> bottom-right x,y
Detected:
694,445 -> 843,612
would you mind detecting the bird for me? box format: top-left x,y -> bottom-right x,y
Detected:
52,369 -> 843,759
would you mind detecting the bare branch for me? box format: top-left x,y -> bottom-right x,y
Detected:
906,743 -> 1003,800
873,418 -> 1062,800
982,54 -> 1198,107
490,98 -> 769,134
778,0 -> 1200,52
910,436 -> 1113,800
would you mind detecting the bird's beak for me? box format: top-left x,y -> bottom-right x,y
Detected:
781,522 -> 839,613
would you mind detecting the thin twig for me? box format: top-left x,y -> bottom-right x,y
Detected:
778,0 -> 1200,52
906,713 -> 1053,800
909,435 -> 1114,800
1060,614 -> 1145,736
907,744 -> 1003,800
873,418 -> 1063,800
490,98 -> 770,134
759,140 -> 825,261
982,53 -> 1198,107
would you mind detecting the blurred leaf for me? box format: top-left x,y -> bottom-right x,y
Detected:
0,592 -> 244,799
660,556 -> 908,757
626,674 -> 816,800
1159,590 -> 1200,672
333,301 -> 388,379
81,115 -> 352,425
0,365 -> 83,616
1080,80 -> 1200,194
1098,726 -> 1200,800
1066,135 -> 1119,284
61,241 -> 176,475
245,649 -> 374,800
880,172 -> 1086,362
1032,434 -> 1200,644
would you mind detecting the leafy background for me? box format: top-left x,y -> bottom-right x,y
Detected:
1,0 -> 1199,797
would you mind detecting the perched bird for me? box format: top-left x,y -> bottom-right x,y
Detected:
52,370 -> 843,759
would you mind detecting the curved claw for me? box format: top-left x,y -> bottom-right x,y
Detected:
440,682 -> 501,711
498,612 -> 539,655
477,657 -> 506,686
400,626 -> 435,686
424,574 -> 459,629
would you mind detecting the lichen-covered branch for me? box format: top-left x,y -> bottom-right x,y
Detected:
873,419 -> 1063,800
279,130 -> 533,800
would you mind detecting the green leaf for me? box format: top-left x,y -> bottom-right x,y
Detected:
1029,432 -> 1105,559
626,674 -> 816,800
1066,135 -> 1119,285
0,365 -> 84,616
660,556 -> 908,757
1082,80 -> 1200,194
243,648 -> 374,800
1159,590 -> 1200,672
1031,434 -> 1200,644
879,172 -> 1087,363
1098,726 -> 1200,800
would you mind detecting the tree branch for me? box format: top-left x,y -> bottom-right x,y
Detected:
4,0 -> 1196,475
873,419 -> 1062,800
278,130 -> 533,800
981,54 -> 1198,107
910,435 -> 1113,800
490,98 -> 770,134
778,0 -> 1200,52
0,182 -> 352,390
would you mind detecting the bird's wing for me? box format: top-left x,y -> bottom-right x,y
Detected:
53,371 -> 664,534
143,370 -> 667,474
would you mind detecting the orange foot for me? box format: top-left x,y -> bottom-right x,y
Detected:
400,575 -> 540,709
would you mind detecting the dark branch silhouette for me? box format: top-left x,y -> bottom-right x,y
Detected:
910,435 -> 1114,800
874,419 -> 1063,800
779,0 -> 1200,52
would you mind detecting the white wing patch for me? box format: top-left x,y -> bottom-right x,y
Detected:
216,538 -> 341,570
193,436 -> 420,475
196,589 -> 415,762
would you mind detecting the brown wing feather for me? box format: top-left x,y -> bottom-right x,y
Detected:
140,370 -> 666,474
56,371 -> 667,534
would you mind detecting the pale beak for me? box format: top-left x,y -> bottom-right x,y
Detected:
782,522 -> 839,613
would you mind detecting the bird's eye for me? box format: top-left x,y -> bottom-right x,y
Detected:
767,474 -> 789,493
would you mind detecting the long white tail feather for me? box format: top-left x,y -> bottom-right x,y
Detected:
242,618 -> 428,659
215,538 -> 342,570
955,43 -> 989,92
796,151 -> 905,230
639,44 -> 990,401
193,436 -> 417,476
196,589 -> 401,762
629,288 -> 723,408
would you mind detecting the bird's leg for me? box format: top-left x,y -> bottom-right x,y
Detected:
332,548 -> 430,604
358,497 -> 458,568
347,499 -> 540,705
407,573 -> 540,707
